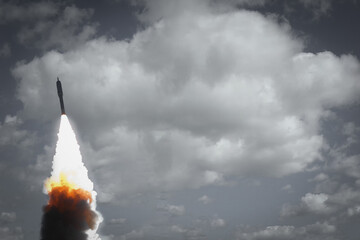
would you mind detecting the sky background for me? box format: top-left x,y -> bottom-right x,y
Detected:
1,0 -> 360,239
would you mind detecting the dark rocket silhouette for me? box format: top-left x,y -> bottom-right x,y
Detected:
56,77 -> 66,115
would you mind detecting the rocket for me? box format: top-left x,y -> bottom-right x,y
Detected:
56,77 -> 66,115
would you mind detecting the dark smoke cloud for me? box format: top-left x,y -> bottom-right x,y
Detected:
41,186 -> 97,240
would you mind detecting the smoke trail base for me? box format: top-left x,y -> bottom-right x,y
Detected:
42,115 -> 102,240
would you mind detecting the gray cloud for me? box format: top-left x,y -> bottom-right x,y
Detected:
1,1 -> 359,239
134,0 -> 335,25
0,116 -> 30,147
198,195 -> 212,204
157,202 -> 185,216
119,229 -> 144,240
17,5 -> 97,51
282,160 -> 360,220
0,114 -> 39,186
0,1 -> 58,23
0,1 -> 97,52
108,218 -> 126,225
281,184 -> 293,193
0,212 -> 16,224
297,0 -> 333,18
0,212 -> 23,240
210,216 -> 225,228
0,43 -> 11,57
278,111 -> 360,238
237,222 -> 337,240
170,225 -> 186,233
281,192 -> 334,217
0,227 -> 23,240
0,115 -> 36,155
11,0 -> 360,202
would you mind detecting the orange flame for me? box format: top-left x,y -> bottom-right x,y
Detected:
44,173 -> 96,230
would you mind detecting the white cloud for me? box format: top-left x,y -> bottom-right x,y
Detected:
12,0 -> 360,199
157,203 -> 185,216
347,205 -> 360,217
198,195 -> 212,204
282,172 -> 360,220
301,193 -> 332,214
280,143 -> 360,238
281,193 -> 333,216
210,216 -> 225,227
240,225 -> 295,239
310,173 -> 329,182
237,222 -> 336,240
170,224 -> 208,239
108,218 -> 126,224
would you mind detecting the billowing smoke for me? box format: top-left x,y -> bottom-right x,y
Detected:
41,115 -> 102,240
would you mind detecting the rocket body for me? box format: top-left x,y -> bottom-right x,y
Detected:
56,78 -> 66,115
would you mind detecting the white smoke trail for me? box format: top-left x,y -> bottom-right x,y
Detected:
45,115 -> 103,239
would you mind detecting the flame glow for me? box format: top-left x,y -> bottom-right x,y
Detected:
44,115 -> 102,239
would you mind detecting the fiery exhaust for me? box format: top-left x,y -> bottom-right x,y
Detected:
41,115 -> 102,240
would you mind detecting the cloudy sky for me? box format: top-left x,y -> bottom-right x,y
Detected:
1,0 -> 360,239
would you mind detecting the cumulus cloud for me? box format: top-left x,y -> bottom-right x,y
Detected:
157,203 -> 185,216
301,193 -> 332,214
281,133 -> 360,232
237,222 -> 336,240
281,193 -> 333,216
310,173 -> 329,182
347,205 -> 360,217
190,215 -> 226,231
12,0 -> 360,201
198,195 -> 212,204
210,216 -> 225,227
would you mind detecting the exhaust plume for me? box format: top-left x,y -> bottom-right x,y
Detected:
41,115 -> 102,240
